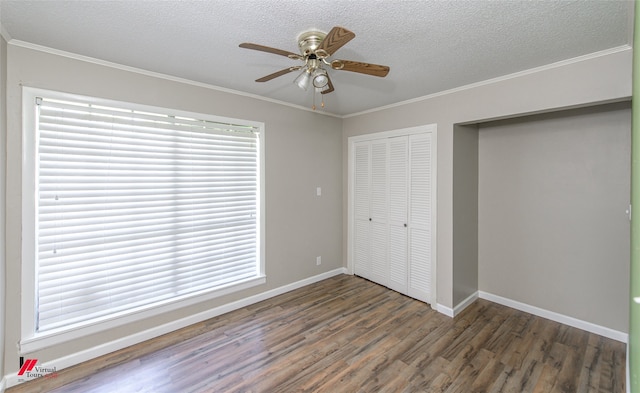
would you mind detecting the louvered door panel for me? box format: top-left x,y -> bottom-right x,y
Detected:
370,140 -> 388,222
409,228 -> 431,302
354,143 -> 370,221
370,221 -> 388,284
408,133 -> 432,303
353,142 -> 371,280
354,219 -> 371,279
387,137 -> 408,293
369,140 -> 388,285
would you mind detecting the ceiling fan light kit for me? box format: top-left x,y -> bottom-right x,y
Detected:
239,26 -> 390,110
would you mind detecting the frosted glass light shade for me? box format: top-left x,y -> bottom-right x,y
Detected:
312,69 -> 329,88
294,69 -> 312,90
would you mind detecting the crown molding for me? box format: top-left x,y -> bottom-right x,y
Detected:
6,39 -> 342,119
6,38 -> 631,120
344,45 -> 633,119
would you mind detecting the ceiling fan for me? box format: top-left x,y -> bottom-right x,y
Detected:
239,26 -> 390,98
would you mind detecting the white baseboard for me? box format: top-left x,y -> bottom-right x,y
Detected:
478,291 -> 628,343
435,303 -> 454,317
436,291 -> 479,318
454,291 -> 479,316
438,291 -> 627,344
5,268 -> 348,389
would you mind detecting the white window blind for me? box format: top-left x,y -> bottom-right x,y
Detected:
34,95 -> 261,334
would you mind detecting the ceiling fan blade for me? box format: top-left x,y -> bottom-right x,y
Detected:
315,27 -> 355,57
239,43 -> 302,59
331,60 -> 390,77
321,74 -> 335,95
255,67 -> 301,82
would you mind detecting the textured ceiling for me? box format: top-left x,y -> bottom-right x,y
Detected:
0,0 -> 634,116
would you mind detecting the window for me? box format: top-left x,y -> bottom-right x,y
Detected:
21,88 -> 265,351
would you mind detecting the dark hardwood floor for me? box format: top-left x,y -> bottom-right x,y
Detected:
8,274 -> 626,393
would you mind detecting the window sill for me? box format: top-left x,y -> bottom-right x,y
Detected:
19,275 -> 266,353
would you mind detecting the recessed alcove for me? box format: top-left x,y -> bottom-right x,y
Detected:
452,101 -> 631,332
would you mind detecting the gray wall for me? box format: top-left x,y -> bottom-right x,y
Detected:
4,44 -> 343,374
452,125 -> 479,306
478,103 -> 631,333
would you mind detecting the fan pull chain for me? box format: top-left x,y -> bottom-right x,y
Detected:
311,90 -> 326,111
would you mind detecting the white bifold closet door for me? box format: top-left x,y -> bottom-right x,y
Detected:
352,131 -> 433,304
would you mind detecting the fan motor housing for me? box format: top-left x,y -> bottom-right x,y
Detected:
297,31 -> 326,56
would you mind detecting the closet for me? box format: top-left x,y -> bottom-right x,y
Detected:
349,125 -> 436,304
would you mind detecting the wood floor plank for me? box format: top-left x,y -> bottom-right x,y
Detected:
470,350 -> 506,392
532,343 -> 570,393
7,275 -> 626,393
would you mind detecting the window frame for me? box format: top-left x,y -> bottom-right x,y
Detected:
20,87 -> 266,353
